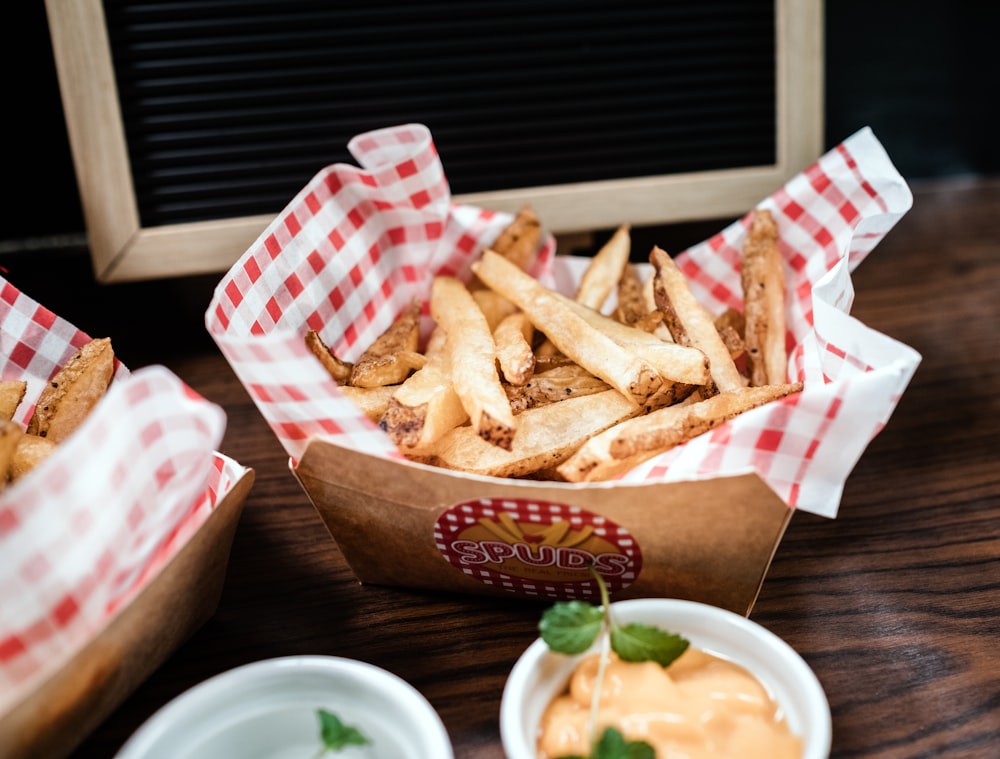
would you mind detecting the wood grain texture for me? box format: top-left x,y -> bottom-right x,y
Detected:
37,177 -> 1000,758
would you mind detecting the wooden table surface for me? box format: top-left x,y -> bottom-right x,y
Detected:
13,178 -> 997,758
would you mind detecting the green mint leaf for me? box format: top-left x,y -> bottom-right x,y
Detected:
593,727 -> 656,759
317,709 -> 370,752
610,622 -> 689,667
540,601 -> 605,654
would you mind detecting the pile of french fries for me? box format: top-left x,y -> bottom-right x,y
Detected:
307,207 -> 802,482
0,337 -> 115,490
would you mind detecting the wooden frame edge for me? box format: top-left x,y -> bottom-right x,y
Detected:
47,0 -> 824,283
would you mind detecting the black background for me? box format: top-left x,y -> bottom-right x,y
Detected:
5,2 -> 998,250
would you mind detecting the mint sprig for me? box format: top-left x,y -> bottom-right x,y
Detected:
312,709 -> 370,757
539,567 -> 689,666
559,727 -> 657,759
540,566 -> 689,759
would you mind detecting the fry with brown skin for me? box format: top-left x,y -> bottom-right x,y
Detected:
406,388 -> 639,479
348,300 -> 425,388
650,247 -> 744,395
505,364 -> 610,414
0,380 -> 27,421
741,209 -> 788,385
488,205 -> 543,273
557,382 -> 803,482
0,420 -> 22,489
614,264 -> 650,327
472,250 -> 663,406
714,307 -> 747,361
431,275 -> 517,450
380,341 -> 468,450
304,330 -> 353,384
27,337 -> 115,443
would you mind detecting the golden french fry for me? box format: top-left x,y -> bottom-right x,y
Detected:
557,382 -> 803,482
575,224 -> 631,310
717,323 -> 746,362
407,389 -> 639,479
27,337 -> 115,443
614,264 -> 650,327
741,209 -> 788,385
339,385 -> 399,423
505,364 -> 610,414
559,296 -> 710,386
494,312 -> 535,386
530,223 -> 631,357
380,353 -> 468,449
650,247 -> 744,394
0,380 -> 27,421
9,433 -> 58,481
488,205 -> 543,273
472,289 -> 519,331
715,307 -> 746,339
0,420 -> 22,489
431,275 -> 517,450
305,330 -> 354,384
472,250 -> 663,406
348,300 -> 424,388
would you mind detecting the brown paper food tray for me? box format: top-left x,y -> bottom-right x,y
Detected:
293,440 -> 791,616
0,467 -> 255,759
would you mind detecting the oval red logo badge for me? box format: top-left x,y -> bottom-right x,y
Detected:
435,497 -> 642,600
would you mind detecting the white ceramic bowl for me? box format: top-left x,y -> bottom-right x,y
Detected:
501,598 -> 831,759
115,655 -> 453,759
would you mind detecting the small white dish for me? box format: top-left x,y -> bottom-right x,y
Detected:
115,655 -> 453,759
501,598 -> 831,759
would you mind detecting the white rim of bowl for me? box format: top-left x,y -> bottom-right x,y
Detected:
115,655 -> 453,759
500,598 -> 831,759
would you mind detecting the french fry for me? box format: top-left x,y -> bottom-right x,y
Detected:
472,289 -> 519,331
380,351 -> 468,449
557,382 -> 803,483
348,299 -> 425,388
9,433 -> 58,481
27,337 -> 115,443
715,307 -> 746,339
650,247 -> 744,395
741,209 -> 787,385
472,250 -> 663,406
407,389 -> 639,479
339,385 -> 398,423
487,204 -> 543,273
505,364 -> 610,414
305,330 -> 353,384
559,296 -> 710,386
614,264 -> 651,327
309,202 -> 804,484
431,275 -> 517,450
472,206 -> 545,379
494,312 -> 535,386
575,224 -> 631,310
0,420 -> 22,490
0,380 -> 27,421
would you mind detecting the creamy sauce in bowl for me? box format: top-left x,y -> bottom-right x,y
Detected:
538,648 -> 802,759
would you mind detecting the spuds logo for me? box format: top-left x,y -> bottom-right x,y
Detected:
435,498 -> 642,599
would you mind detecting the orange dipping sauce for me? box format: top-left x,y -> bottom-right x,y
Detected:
537,648 -> 802,759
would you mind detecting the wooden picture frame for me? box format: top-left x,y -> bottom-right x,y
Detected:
45,0 -> 822,283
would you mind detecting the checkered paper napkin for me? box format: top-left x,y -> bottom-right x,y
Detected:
0,277 -> 244,714
207,123 -> 920,521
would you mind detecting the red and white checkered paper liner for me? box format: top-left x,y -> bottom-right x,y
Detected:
0,277 -> 244,715
206,123 -> 920,520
